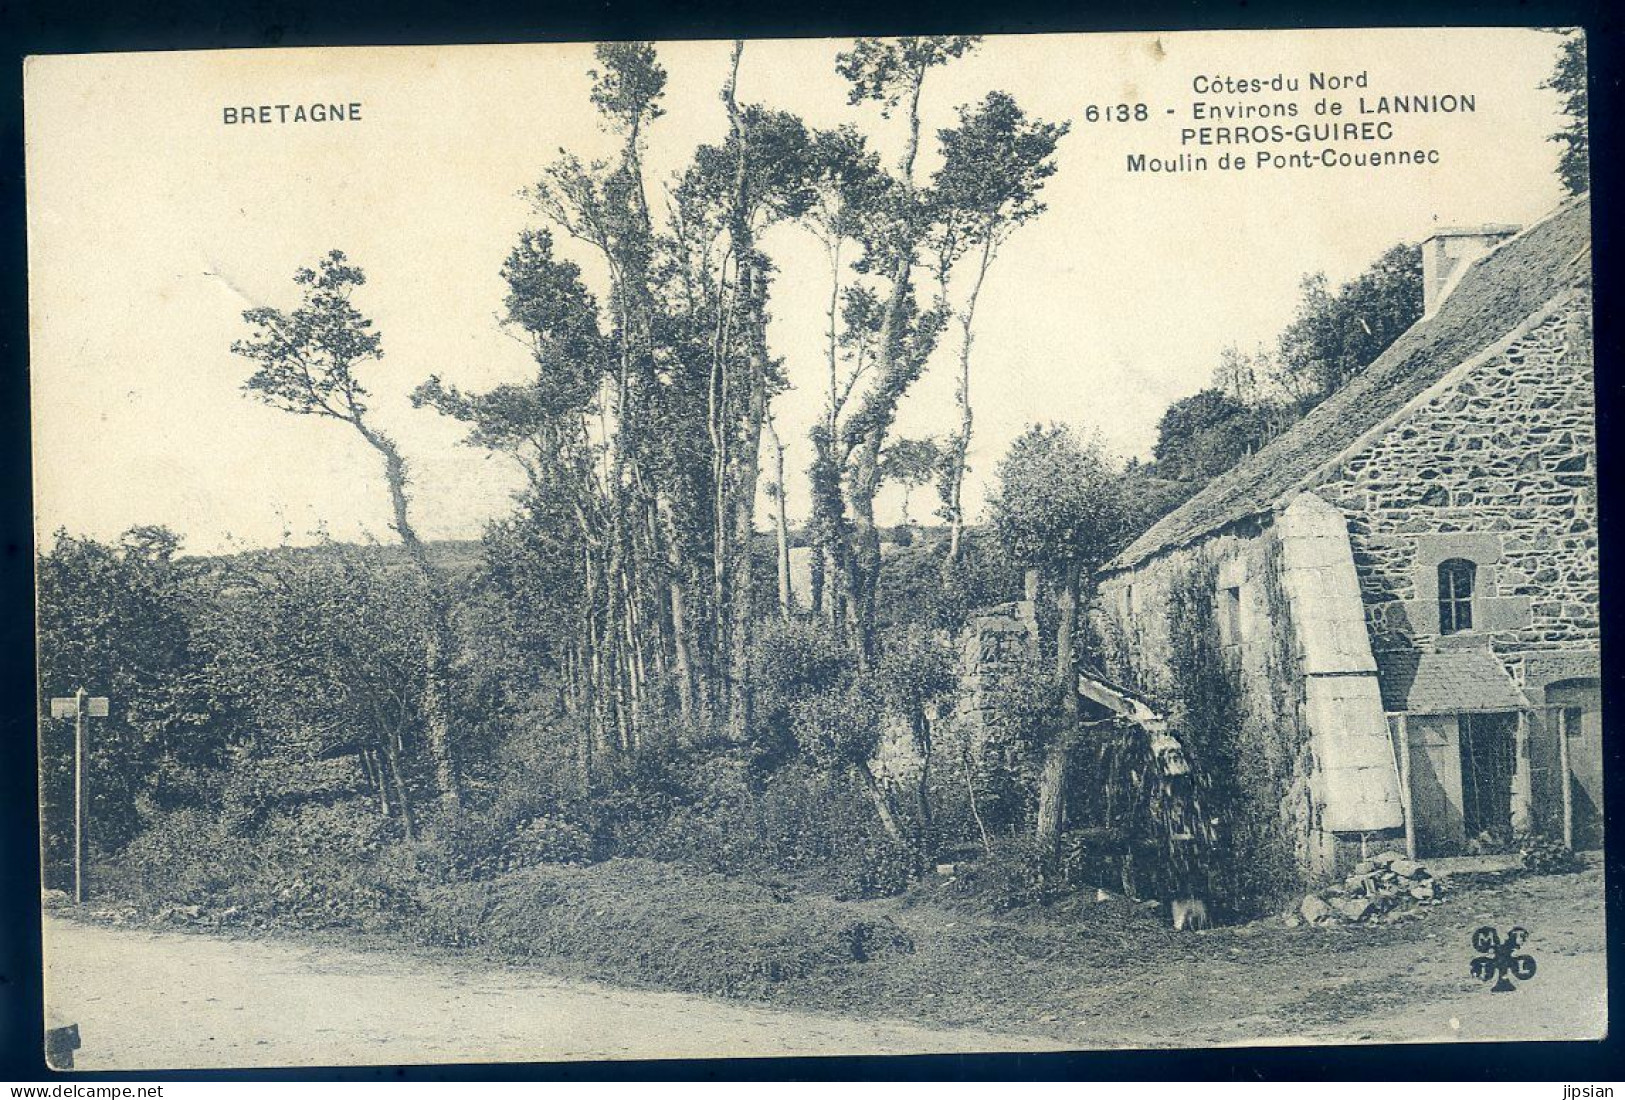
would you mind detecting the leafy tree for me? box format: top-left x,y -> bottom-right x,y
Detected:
588,40 -> 667,141
790,681 -> 899,842
1211,342 -> 1267,405
415,228 -> 610,782
878,435 -> 942,526
230,251 -> 464,812
527,42 -> 674,749
1124,245 -> 1418,541
835,35 -> 978,665
927,91 -> 1069,566
200,545 -> 436,837
1544,30 -> 1588,196
36,528 -> 217,883
989,425 -> 1128,859
712,47 -> 819,741
750,618 -> 852,765
1151,388 -> 1274,484
800,126 -> 886,627
1271,244 -> 1422,406
750,619 -> 903,842
878,524 -> 1022,636
470,491 -> 599,793
427,41 -> 827,755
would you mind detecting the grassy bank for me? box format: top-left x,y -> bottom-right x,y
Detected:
74,845 -> 1606,1043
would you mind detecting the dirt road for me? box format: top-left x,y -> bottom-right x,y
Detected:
42,867 -> 1608,1069
42,918 -> 1059,1070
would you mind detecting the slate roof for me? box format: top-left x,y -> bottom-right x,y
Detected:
1375,648 -> 1531,714
1105,194 -> 1593,574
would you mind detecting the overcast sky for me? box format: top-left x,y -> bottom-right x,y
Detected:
26,28 -> 1574,554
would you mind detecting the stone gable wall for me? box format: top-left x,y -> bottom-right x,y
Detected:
1309,291 -> 1597,662
1096,525 -> 1270,706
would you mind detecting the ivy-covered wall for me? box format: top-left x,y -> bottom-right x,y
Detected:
1095,524 -> 1316,912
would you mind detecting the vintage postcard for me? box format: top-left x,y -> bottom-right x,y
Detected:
25,26 -> 1601,1070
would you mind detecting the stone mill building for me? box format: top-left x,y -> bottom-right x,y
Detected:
1095,194 -> 1598,882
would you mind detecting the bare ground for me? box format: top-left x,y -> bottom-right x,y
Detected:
42,865 -> 1607,1070
44,917 -> 1058,1070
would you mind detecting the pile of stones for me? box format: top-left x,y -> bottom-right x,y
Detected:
1294,850 -> 1442,926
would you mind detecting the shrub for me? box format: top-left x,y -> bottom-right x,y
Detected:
229,801 -> 404,928
108,798 -> 412,932
500,815 -> 594,870
756,763 -> 899,888
936,836 -> 1069,912
789,680 -> 884,775
750,618 -> 854,766
1518,831 -> 1586,875
103,807 -> 235,909
874,624 -> 957,732
591,744 -> 748,871
406,787 -> 581,882
837,838 -> 915,900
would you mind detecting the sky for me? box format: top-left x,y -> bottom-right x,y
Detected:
25,28 -> 1575,554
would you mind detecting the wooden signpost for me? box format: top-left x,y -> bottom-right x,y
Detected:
49,688 -> 109,905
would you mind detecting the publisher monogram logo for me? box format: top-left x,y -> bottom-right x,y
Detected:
1471,926 -> 1536,992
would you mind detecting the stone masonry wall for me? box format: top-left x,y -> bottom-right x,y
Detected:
1095,287 -> 1596,877
950,600 -> 1040,752
871,602 -> 1039,787
1309,290 -> 1597,663
1095,524 -> 1325,878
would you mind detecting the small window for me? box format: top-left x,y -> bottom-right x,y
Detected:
1438,558 -> 1476,634
1218,585 -> 1243,647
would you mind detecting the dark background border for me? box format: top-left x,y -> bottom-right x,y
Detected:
1,0 -> 1619,1082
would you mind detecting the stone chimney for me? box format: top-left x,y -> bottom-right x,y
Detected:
1421,224 -> 1520,317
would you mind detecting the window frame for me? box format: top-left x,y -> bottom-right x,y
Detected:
1437,557 -> 1477,634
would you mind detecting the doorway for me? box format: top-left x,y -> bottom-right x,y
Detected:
1547,679 -> 1603,850
1457,712 -> 1518,845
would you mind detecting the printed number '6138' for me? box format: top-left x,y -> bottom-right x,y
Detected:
1085,104 -> 1149,122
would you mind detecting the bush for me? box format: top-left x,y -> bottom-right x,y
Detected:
500,815 -> 594,870
585,740 -> 908,893
1518,831 -> 1586,875
103,807 -> 236,908
750,619 -> 854,766
108,799 -> 413,931
936,836 -> 1069,912
757,763 -> 906,890
837,838 -> 915,900
874,624 -> 957,729
402,787 -> 585,883
592,744 -> 755,874
789,681 -> 883,774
